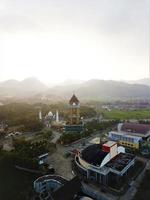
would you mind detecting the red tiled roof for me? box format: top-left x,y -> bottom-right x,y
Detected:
69,94 -> 79,105
121,122 -> 150,135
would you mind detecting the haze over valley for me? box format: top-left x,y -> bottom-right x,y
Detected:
1,77 -> 150,102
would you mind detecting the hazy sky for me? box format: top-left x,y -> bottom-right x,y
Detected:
0,0 -> 149,83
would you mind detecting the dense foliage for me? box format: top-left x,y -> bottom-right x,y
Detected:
59,132 -> 82,145
0,103 -> 97,131
59,120 -> 118,145
37,128 -> 53,140
11,137 -> 56,169
0,152 -> 39,200
80,106 -> 97,118
85,120 -> 119,132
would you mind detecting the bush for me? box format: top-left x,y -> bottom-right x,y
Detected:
39,128 -> 53,140
59,132 -> 81,145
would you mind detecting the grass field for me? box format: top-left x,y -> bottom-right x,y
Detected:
0,154 -> 39,200
103,109 -> 150,120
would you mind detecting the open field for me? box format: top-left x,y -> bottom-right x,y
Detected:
103,109 -> 150,120
0,154 -> 39,200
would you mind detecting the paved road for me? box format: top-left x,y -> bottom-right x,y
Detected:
51,131 -> 61,143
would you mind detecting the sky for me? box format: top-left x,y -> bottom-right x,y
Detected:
0,0 -> 149,84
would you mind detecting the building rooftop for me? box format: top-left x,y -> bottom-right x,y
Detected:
121,122 -> 150,135
34,175 -> 68,184
52,176 -> 81,200
110,131 -> 142,140
69,94 -> 79,105
102,141 -> 117,147
81,144 -> 108,167
106,153 -> 135,172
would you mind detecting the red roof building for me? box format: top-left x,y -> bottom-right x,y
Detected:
118,122 -> 150,139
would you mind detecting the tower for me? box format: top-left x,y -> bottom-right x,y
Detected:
56,110 -> 59,123
69,94 -> 80,125
64,94 -> 83,133
39,110 -> 42,121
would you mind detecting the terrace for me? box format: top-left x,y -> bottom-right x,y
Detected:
106,153 -> 135,174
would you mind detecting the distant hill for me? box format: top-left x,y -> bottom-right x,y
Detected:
133,78 -> 150,86
20,77 -> 47,91
0,77 -> 48,98
1,78 -> 150,101
46,79 -> 150,100
0,79 -> 20,88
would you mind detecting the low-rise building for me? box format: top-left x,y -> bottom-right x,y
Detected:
73,141 -> 135,188
109,122 -> 150,150
118,122 -> 150,140
109,131 -> 142,149
34,175 -> 86,200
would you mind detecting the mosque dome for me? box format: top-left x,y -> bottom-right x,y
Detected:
47,111 -> 53,117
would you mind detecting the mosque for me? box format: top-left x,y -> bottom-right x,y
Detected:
38,94 -> 83,132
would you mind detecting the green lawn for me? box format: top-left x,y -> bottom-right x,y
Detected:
103,109 -> 150,120
0,154 -> 39,200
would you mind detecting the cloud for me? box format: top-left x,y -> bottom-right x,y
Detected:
0,0 -> 149,34
0,0 -> 149,81
0,14 -> 43,33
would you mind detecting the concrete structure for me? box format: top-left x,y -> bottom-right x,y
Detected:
118,122 -> 150,140
109,131 -> 142,150
34,175 -> 67,194
34,176 -> 82,200
65,94 -> 83,132
73,141 -> 135,187
108,122 -> 150,150
69,94 -> 80,125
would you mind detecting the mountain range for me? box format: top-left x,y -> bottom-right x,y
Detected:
0,77 -> 48,98
0,77 -> 150,101
132,78 -> 150,86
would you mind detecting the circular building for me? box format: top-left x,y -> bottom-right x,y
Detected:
34,175 -> 68,194
73,141 -> 135,186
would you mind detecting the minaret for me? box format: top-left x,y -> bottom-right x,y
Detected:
56,110 -> 59,123
39,110 -> 42,121
69,94 -> 80,125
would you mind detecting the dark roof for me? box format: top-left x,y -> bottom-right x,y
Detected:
121,122 -> 150,135
69,94 -> 79,105
81,144 -> 108,167
52,176 -> 81,200
106,153 -> 135,172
